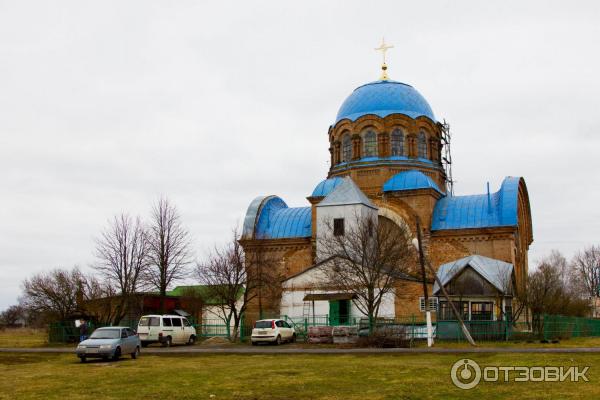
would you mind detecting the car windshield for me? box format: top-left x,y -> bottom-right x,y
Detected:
90,329 -> 121,339
255,321 -> 273,329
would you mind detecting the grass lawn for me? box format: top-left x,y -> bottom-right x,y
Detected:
0,352 -> 598,399
0,328 -> 48,348
413,337 -> 600,349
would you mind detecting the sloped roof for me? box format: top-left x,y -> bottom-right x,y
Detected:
317,177 -> 377,209
282,255 -> 422,284
383,169 -> 443,194
167,285 -> 244,305
431,177 -> 521,231
432,255 -> 514,295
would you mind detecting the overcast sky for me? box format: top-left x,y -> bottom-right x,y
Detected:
1,1 -> 599,309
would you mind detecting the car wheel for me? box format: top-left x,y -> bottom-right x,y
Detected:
131,346 -> 140,359
275,335 -> 281,345
112,347 -> 121,361
187,335 -> 196,345
291,334 -> 296,343
141,342 -> 148,348
251,341 -> 258,346
162,336 -> 172,348
79,356 -> 86,363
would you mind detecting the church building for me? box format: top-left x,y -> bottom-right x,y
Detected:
239,45 -> 533,325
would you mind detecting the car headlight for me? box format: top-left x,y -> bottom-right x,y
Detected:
99,344 -> 113,350
77,345 -> 86,349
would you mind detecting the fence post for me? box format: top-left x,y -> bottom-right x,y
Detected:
410,315 -> 415,347
240,314 -> 245,342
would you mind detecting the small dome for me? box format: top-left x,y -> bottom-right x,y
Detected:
335,80 -> 435,124
311,177 -> 344,197
383,170 -> 443,194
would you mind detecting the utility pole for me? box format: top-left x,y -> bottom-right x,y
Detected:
413,216 -> 476,346
415,217 -> 434,347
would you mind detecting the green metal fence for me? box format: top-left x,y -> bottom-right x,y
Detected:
282,314 -> 600,343
193,318 -> 252,341
48,320 -> 138,343
48,314 -> 600,344
542,314 -> 600,340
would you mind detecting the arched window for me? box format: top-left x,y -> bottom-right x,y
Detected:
363,129 -> 377,157
342,133 -> 352,162
418,130 -> 427,158
391,128 -> 404,156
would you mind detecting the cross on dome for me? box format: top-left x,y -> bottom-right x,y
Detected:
374,38 -> 394,80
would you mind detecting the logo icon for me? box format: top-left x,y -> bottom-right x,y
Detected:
451,358 -> 481,389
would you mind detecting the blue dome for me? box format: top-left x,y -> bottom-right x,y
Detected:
335,80 -> 435,124
383,170 -> 443,194
311,177 -> 344,197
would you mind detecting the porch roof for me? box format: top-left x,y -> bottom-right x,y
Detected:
433,255 -> 514,295
303,293 -> 357,301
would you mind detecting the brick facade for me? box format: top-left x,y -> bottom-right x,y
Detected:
240,101 -> 533,321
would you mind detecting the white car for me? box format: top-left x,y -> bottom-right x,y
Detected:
251,319 -> 296,345
137,315 -> 197,347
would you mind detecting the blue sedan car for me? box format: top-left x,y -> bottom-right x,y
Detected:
76,327 -> 141,362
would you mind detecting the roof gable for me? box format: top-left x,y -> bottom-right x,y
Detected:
317,177 -> 376,209
433,255 -> 514,295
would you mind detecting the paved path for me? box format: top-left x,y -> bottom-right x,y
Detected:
1,346 -> 599,354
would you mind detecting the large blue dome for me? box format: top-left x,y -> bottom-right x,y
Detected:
335,80 -> 435,124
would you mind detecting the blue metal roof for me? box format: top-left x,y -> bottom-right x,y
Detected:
335,80 -> 435,124
311,177 -> 344,197
253,196 -> 311,239
383,170 -> 443,194
431,177 -> 521,231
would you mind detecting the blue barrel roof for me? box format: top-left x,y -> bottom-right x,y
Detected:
335,80 -> 435,124
251,196 -> 311,239
431,177 -> 521,230
311,177 -> 344,197
383,170 -> 443,194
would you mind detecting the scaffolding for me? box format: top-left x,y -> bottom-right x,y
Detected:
441,119 -> 455,196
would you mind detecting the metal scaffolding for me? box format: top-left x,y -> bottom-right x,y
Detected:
441,119 -> 455,196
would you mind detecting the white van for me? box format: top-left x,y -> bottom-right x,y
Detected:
137,315 -> 197,347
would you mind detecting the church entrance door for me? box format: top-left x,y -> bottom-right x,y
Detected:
329,300 -> 350,325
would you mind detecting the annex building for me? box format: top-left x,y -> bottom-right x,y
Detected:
239,50 -> 533,325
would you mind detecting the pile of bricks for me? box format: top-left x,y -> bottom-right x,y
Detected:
332,326 -> 359,344
307,326 -> 334,344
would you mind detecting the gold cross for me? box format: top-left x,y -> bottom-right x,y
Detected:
374,38 -> 393,80
375,38 -> 394,64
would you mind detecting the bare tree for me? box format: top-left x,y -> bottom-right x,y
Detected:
318,214 -> 414,330
197,230 -> 279,342
0,305 -> 25,326
146,198 -> 192,313
20,267 -> 86,323
95,213 -> 149,325
571,245 -> 600,301
245,244 -> 281,319
527,250 -> 590,333
79,276 -> 120,324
